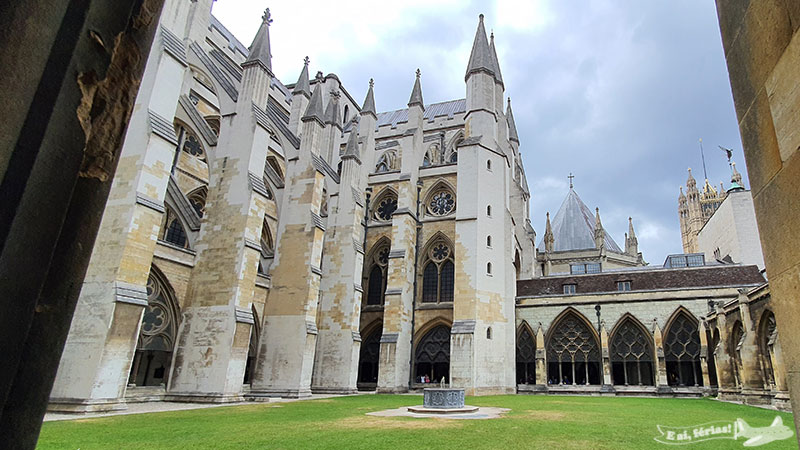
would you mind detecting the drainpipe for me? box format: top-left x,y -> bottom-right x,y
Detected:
408,179 -> 424,390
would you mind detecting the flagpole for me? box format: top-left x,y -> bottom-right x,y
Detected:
699,138 -> 708,180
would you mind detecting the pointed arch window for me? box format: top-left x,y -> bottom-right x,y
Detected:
664,311 -> 703,387
546,311 -> 601,385
128,267 -> 180,387
187,187 -> 207,217
421,240 -> 455,303
610,318 -> 654,386
358,326 -> 381,385
414,325 -> 450,383
175,124 -> 206,162
160,207 -> 188,248
365,242 -> 389,306
517,326 -> 536,384
375,149 -> 397,173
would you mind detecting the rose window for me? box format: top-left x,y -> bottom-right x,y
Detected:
375,197 -> 398,221
429,190 -> 455,216
431,243 -> 449,261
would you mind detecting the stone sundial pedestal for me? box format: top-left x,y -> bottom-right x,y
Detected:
407,387 -> 479,414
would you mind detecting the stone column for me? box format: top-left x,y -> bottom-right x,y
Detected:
49,22 -> 187,412
653,320 -> 671,394
699,320 -> 712,391
713,307 -> 737,400
737,297 -> 767,404
600,322 -> 614,392
535,325 -> 547,387
251,83 -> 328,398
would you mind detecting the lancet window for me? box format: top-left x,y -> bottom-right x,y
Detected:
664,311 -> 703,387
546,311 -> 601,385
365,241 -> 390,306
516,326 -> 537,384
610,317 -> 654,386
421,239 -> 455,303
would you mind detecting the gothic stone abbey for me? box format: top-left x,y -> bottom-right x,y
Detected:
48,1 -> 790,412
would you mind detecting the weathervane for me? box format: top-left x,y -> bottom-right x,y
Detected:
568,173 -> 574,189
719,145 -> 734,172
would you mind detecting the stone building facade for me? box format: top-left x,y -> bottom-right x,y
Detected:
44,0 -> 791,415
48,2 -> 534,412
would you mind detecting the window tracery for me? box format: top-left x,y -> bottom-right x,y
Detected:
664,311 -> 703,387
187,187 -> 207,217
610,318 -> 654,385
517,326 -> 536,384
421,239 -> 454,303
375,149 -> 397,173
373,190 -> 398,222
366,241 -> 390,306
414,325 -> 450,383
546,311 -> 601,385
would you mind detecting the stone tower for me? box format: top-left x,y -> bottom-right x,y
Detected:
678,166 -> 735,254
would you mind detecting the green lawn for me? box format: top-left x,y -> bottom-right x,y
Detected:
38,395 -> 795,449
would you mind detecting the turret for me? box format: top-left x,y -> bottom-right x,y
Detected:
730,161 -> 744,188
408,68 -> 425,123
464,14 -> 497,140
626,217 -> 638,255
543,212 -> 554,253
506,97 -> 519,151
289,57 -> 311,134
299,74 -> 326,156
240,9 -> 273,108
594,207 -> 605,250
359,79 -> 378,170
322,90 -> 342,164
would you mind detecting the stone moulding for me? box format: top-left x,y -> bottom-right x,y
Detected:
114,282 -> 148,307
148,109 -> 178,145
380,332 -> 399,344
234,307 -> 254,324
451,319 -> 476,334
135,192 -> 166,214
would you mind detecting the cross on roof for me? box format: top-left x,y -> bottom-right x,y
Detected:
568,173 -> 575,188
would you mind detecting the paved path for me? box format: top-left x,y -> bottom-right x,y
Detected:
43,393 -> 362,422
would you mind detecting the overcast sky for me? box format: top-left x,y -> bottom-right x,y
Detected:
212,1 -> 746,265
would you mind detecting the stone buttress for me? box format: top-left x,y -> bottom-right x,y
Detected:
166,11 -> 274,402
312,83 -> 377,393
376,72 -> 424,393
250,80 -> 328,398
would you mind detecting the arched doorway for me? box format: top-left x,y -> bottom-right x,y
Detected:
609,316 -> 654,386
546,310 -> 601,385
128,267 -> 180,387
243,305 -> 259,384
414,324 -> 450,384
516,324 -> 536,384
357,325 -> 381,388
664,310 -> 703,387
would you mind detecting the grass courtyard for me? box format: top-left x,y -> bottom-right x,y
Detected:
38,394 -> 795,449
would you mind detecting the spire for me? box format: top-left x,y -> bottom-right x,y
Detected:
679,186 -> 686,200
408,69 -> 424,109
686,167 -> 697,189
489,31 -> 504,85
361,78 -> 376,118
292,56 -> 311,98
342,119 -> 361,160
506,97 -> 519,143
731,161 -> 743,186
243,8 -> 273,73
465,14 -> 495,81
323,90 -> 341,127
626,217 -> 638,256
302,76 -> 325,125
594,207 -> 605,250
544,212 -> 554,253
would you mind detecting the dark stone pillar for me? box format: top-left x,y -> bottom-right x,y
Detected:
0,1 -> 163,447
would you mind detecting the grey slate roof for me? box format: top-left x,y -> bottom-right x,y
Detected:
537,188 -> 623,253
465,15 -> 495,80
345,98 -> 466,131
